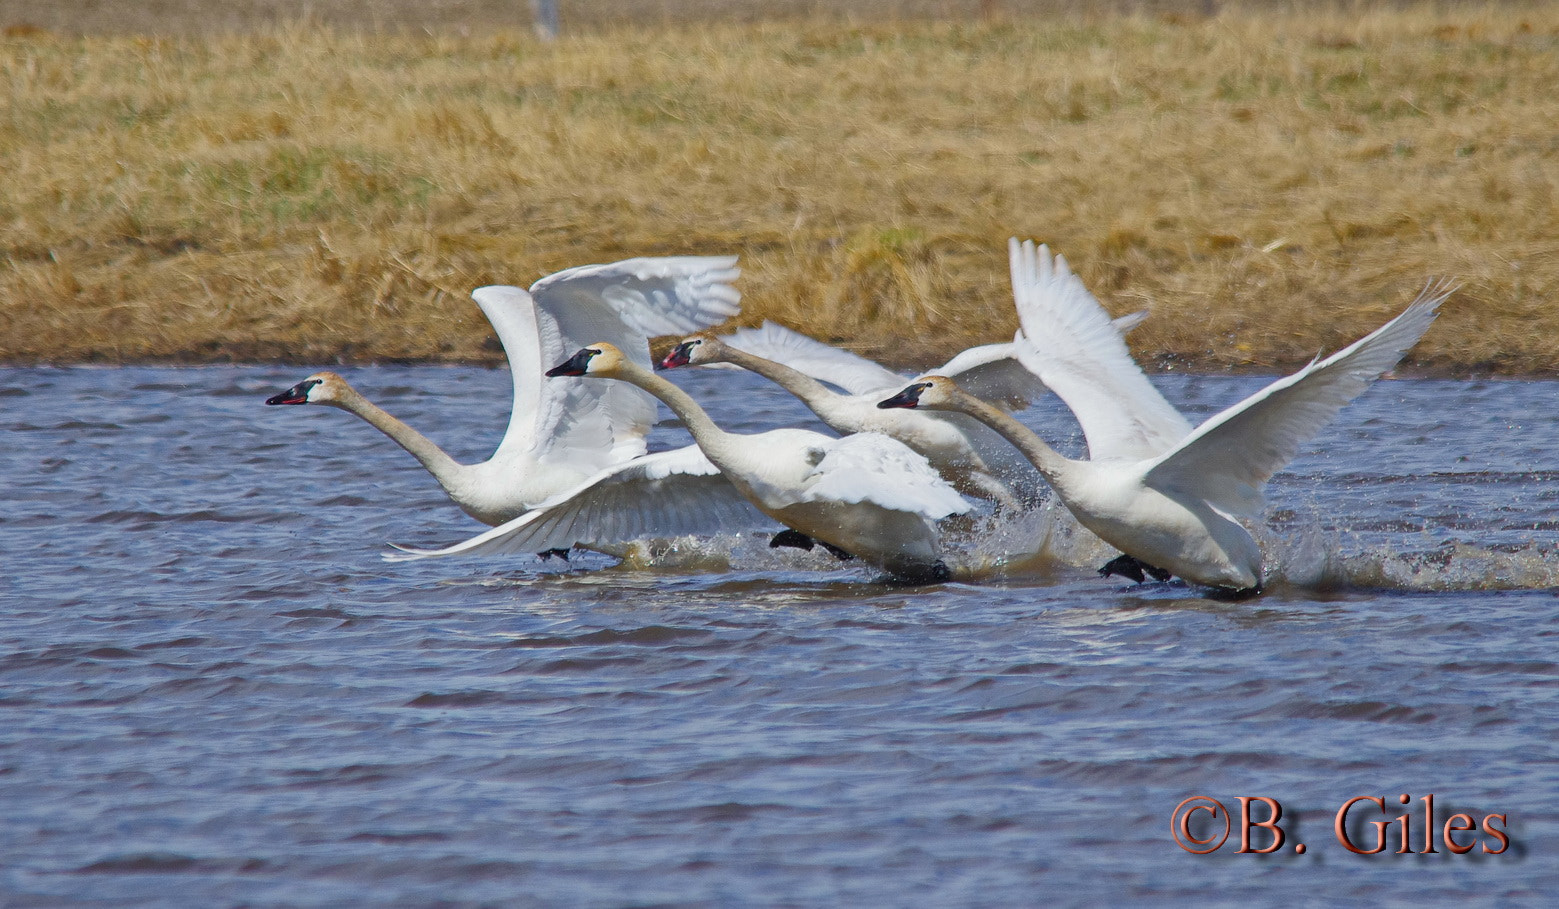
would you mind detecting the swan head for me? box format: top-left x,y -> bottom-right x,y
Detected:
266,372 -> 348,406
547,343 -> 630,378
658,333 -> 725,369
877,375 -> 960,411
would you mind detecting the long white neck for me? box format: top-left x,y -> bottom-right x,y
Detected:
326,386 -> 469,489
944,389 -> 1073,482
717,346 -> 841,415
609,361 -> 738,463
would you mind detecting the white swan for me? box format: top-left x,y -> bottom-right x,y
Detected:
878,241 -> 1455,595
658,315 -> 1145,508
398,343 -> 973,582
1005,244 -> 1194,463
265,256 -> 744,533
384,442 -> 773,562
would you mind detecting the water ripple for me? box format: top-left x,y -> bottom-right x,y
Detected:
0,366 -> 1555,904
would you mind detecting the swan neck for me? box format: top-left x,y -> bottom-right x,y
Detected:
328,386 -> 468,484
719,347 -> 838,410
953,392 -> 1068,479
614,362 -> 734,459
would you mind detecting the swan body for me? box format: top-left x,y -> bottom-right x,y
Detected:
412,343 -> 972,582
385,444 -> 771,561
659,330 -> 1033,506
880,241 -> 1454,594
880,377 -> 1265,591
660,316 -> 1145,508
265,256 -> 743,527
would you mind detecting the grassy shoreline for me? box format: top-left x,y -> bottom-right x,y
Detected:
1,6 -> 1556,374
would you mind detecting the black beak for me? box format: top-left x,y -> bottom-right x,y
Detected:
878,382 -> 929,409
659,341 -> 697,370
266,379 -> 319,405
546,347 -> 599,377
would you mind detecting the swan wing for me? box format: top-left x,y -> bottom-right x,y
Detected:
529,256 -> 742,465
471,284 -> 644,474
719,321 -> 908,395
1008,239 -> 1192,460
1108,309 -> 1151,335
476,257 -> 742,472
928,308 -> 1147,411
1143,280 -> 1454,519
929,342 -> 1046,411
385,446 -> 769,560
793,432 -> 973,519
530,255 -> 743,338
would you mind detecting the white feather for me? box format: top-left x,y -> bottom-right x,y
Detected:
1142,279 -> 1455,520
267,255 -> 743,531
387,446 -> 768,560
1008,239 -> 1192,461
905,239 -> 1454,592
692,317 -> 1136,509
719,322 -> 906,395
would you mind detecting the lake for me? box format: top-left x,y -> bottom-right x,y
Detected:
2,365 -> 1555,905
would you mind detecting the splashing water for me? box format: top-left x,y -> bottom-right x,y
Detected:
2,365 -> 1555,904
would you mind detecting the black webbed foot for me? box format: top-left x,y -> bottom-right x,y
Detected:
770,530 -> 856,561
1206,583 -> 1263,601
1098,554 -> 1144,583
537,548 -> 571,561
880,559 -> 953,586
819,541 -> 856,561
1098,554 -> 1170,584
769,530 -> 816,552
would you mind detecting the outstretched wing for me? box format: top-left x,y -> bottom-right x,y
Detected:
930,341 -> 1045,411
930,308 -> 1147,412
386,445 -> 770,559
476,256 -> 741,472
719,321 -> 908,395
531,256 -> 742,338
1143,280 -> 1454,520
472,285 -> 641,475
799,432 -> 973,520
1009,239 -> 1192,461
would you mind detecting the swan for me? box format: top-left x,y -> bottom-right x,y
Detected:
878,240 -> 1455,595
384,442 -> 774,563
658,314 -> 1146,508
398,343 -> 973,582
264,256 -> 744,540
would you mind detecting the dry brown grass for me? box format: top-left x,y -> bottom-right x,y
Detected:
0,2 -> 1399,38
1,4 -> 1556,372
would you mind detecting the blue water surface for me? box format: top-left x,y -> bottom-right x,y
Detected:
1,366 -> 1555,906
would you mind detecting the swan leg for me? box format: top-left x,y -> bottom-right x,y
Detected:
818,540 -> 857,562
1098,554 -> 1170,584
537,548 -> 572,561
1098,554 -> 1144,583
1206,583 -> 1263,601
882,559 -> 952,585
769,530 -> 817,552
768,529 -> 856,561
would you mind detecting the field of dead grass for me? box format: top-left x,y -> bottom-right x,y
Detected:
1,4 -> 1555,372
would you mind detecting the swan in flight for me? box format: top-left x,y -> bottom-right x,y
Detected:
878,240 -> 1455,595
384,442 -> 773,563
658,314 -> 1145,508
265,256 -> 744,541
398,343 -> 972,582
